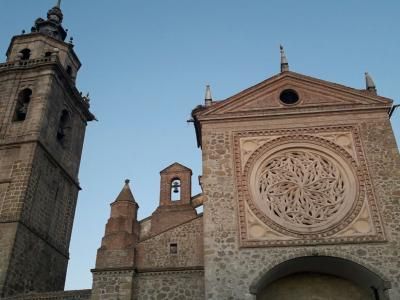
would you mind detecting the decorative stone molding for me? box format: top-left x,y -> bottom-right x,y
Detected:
137,269 -> 204,277
91,268 -> 135,275
3,289 -> 91,300
234,125 -> 385,247
249,252 -> 392,292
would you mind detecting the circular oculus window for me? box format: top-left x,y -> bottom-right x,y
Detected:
279,89 -> 299,105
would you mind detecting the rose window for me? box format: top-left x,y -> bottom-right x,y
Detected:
249,146 -> 357,234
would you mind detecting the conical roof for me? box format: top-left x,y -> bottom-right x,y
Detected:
114,179 -> 136,202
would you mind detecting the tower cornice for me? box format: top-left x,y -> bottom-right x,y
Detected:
0,55 -> 95,122
6,33 -> 81,68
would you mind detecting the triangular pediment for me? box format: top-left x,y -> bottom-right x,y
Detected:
198,72 -> 392,118
160,162 -> 192,174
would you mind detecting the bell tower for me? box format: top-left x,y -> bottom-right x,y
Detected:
150,163 -> 197,235
0,1 -> 94,297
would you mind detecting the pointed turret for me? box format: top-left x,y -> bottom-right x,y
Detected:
92,179 -> 140,299
205,85 -> 213,107
280,45 -> 289,72
365,72 -> 377,94
94,180 -> 140,269
31,0 -> 67,41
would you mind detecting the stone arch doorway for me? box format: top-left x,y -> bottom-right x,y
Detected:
250,256 -> 389,300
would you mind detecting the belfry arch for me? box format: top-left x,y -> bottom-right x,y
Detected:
250,256 -> 390,300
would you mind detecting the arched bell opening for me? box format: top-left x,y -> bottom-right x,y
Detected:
170,178 -> 181,201
250,256 -> 390,300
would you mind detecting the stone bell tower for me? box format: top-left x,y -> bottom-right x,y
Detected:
0,1 -> 94,297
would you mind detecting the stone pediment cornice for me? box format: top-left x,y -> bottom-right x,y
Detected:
194,71 -> 393,120
197,103 -> 391,123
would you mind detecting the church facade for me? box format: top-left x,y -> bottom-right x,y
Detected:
1,3 -> 399,300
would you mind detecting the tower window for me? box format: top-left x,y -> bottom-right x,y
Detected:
13,89 -> 32,122
57,110 -> 71,145
45,52 -> 52,57
171,179 -> 181,201
20,49 -> 31,60
66,66 -> 73,76
169,243 -> 178,254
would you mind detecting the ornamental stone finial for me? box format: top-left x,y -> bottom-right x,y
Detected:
365,72 -> 377,94
280,45 -> 289,72
31,1 -> 67,41
205,85 -> 213,107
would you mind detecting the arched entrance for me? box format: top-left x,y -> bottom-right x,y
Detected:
250,256 -> 389,300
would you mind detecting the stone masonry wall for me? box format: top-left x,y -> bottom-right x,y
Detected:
0,142 -> 78,297
0,223 -> 17,296
39,75 -> 88,179
0,44 -> 89,296
136,216 -> 203,270
91,202 -> 203,300
201,112 -> 400,299
91,270 -> 134,300
3,289 -> 91,300
2,222 -> 68,296
21,145 -> 79,253
0,141 -> 37,296
134,270 -> 204,300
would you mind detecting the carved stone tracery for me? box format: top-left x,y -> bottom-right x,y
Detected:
234,126 -> 385,247
257,150 -> 346,229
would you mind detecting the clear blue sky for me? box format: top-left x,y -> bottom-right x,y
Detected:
1,0 -> 399,290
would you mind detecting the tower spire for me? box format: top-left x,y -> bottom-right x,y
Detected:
280,45 -> 289,72
56,0 -> 62,8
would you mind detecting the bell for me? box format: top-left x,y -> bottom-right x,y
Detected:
172,181 -> 180,193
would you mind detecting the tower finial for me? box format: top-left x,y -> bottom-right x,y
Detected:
31,0 -> 66,41
280,45 -> 289,72
205,85 -> 213,107
365,72 -> 377,94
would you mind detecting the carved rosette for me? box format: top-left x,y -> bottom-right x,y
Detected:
234,126 -> 385,247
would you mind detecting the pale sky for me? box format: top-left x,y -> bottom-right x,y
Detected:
1,0 -> 399,290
